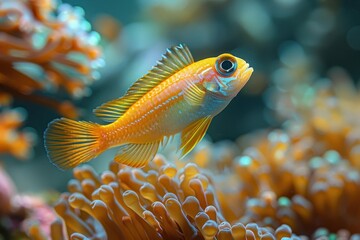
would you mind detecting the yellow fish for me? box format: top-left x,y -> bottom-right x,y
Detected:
44,44 -> 253,169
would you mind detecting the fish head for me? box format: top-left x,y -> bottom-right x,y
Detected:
201,53 -> 253,99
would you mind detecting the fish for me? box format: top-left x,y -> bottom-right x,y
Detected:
44,44 -> 253,169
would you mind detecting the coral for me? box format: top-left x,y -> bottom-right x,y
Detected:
277,69 -> 360,163
31,156 -> 295,240
233,131 -> 360,235
0,0 -> 103,118
0,104 -> 34,160
0,162 -> 56,239
15,194 -> 57,237
0,164 -> 16,215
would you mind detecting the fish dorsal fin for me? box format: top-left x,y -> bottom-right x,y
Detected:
93,97 -> 134,122
179,116 -> 212,158
114,141 -> 160,168
94,44 -> 194,122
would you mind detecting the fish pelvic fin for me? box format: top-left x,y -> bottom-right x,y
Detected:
44,118 -> 103,170
114,141 -> 160,168
179,116 -> 212,159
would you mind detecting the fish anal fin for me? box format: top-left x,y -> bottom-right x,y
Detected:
184,81 -> 205,106
114,141 -> 160,168
94,44 -> 194,122
180,116 -> 212,158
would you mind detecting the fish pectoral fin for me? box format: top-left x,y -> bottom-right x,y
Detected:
114,141 -> 160,168
179,116 -> 212,158
184,81 -> 205,106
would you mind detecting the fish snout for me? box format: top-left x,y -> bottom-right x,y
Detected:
231,62 -> 253,92
240,63 -> 254,85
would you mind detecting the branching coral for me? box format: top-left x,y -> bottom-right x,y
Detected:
0,0 -> 103,118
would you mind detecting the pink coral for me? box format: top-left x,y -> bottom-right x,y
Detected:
14,194 -> 57,237
0,164 -> 16,215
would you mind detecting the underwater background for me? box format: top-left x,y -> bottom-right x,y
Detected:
1,0 -> 360,239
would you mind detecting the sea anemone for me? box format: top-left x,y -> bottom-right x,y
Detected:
29,156 -> 295,240
233,132 -> 360,235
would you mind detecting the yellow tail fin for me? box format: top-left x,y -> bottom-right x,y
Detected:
44,118 -> 102,170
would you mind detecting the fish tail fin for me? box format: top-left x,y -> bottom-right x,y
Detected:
44,118 -> 103,170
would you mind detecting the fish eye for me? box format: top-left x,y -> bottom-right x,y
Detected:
215,55 -> 237,76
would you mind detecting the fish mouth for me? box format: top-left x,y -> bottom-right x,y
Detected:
239,63 -> 254,84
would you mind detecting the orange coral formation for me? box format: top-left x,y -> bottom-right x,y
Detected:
0,0 -> 103,118
234,132 -> 360,234
273,67 -> 360,161
31,157 -> 294,240
0,105 -> 34,160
